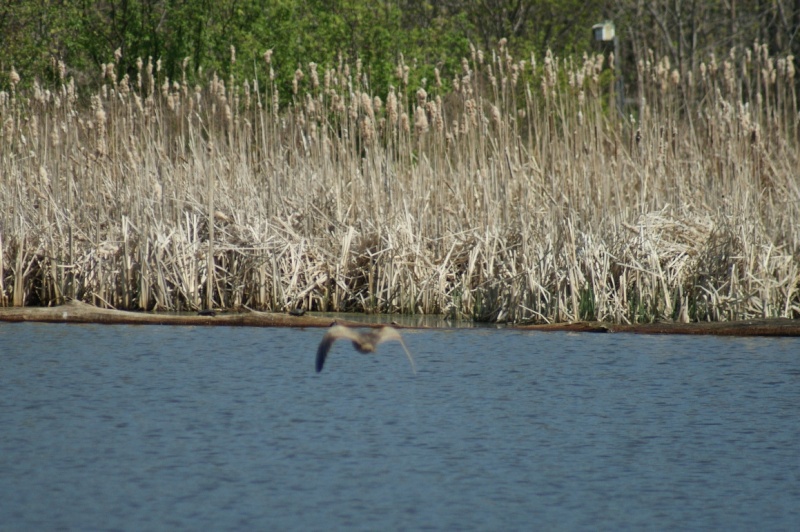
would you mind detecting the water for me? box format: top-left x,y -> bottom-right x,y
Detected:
1,323 -> 799,530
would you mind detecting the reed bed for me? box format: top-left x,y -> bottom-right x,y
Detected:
1,43 -> 798,323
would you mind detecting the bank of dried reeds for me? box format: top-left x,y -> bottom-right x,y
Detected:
1,43 -> 798,323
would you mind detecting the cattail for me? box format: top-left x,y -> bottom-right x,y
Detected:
136,57 -> 144,90
293,67 -> 304,95
119,74 -> 130,96
655,58 -> 666,84
387,87 -> 398,125
92,95 -> 107,155
303,93 -> 315,116
324,68 -> 332,91
395,55 -> 405,80
263,49 -> 273,65
10,67 -> 20,87
414,105 -> 428,134
416,87 -> 427,106
3,116 -> 14,142
147,57 -> 155,95
723,61 -> 736,95
309,62 -> 319,89
57,60 -> 66,81
359,92 -> 373,121
490,104 -> 501,129
462,72 -> 473,95
359,116 -> 374,143
39,165 -> 49,188
544,50 -> 555,88
230,45 -> 236,64
34,80 -> 44,103
433,96 -> 444,133
425,101 -> 437,131
30,115 -> 39,145
434,67 -> 442,88
465,98 -> 477,126
50,122 -> 60,147
114,47 -> 122,62
332,93 -> 345,114
346,92 -> 357,121
399,112 -> 410,133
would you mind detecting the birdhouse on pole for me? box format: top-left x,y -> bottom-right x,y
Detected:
592,21 -> 615,42
592,20 -> 624,114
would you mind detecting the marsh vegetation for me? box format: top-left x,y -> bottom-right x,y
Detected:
1,43 -> 798,323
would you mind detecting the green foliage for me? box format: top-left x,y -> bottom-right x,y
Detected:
0,0 -> 571,95
3,0 -> 798,103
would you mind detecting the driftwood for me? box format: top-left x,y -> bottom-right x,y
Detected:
0,301 -> 798,336
517,319 -> 800,336
0,300 -> 362,328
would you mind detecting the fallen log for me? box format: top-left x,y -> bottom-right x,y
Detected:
0,300 -> 361,328
1,301 -> 799,336
517,319 -> 800,336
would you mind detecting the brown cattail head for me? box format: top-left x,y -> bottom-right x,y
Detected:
10,67 -> 21,87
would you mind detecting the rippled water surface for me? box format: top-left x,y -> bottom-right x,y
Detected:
1,322 -> 799,530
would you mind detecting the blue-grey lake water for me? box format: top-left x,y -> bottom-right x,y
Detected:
1,322 -> 799,530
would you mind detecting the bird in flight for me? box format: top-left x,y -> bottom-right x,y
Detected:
315,325 -> 417,374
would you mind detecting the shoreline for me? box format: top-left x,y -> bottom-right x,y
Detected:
1,300 -> 798,337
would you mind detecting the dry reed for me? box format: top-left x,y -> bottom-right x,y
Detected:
1,44 -> 798,323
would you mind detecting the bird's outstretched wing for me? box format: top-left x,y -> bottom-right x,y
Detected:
315,325 -> 362,372
376,327 -> 417,375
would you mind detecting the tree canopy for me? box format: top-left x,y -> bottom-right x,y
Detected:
1,0 -> 798,93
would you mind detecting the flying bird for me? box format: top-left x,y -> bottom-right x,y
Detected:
315,325 -> 417,374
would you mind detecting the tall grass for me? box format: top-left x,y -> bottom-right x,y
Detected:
1,43 -> 798,323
